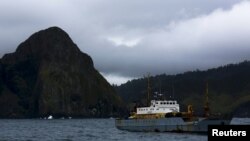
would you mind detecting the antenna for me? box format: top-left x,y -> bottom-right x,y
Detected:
204,82 -> 210,117
144,73 -> 151,106
158,78 -> 164,100
172,83 -> 175,100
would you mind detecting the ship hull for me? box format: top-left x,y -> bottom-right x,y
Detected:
115,117 -> 231,133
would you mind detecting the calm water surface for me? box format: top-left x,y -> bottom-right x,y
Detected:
0,118 -> 249,141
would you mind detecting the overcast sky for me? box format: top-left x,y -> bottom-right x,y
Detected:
1,0 -> 250,85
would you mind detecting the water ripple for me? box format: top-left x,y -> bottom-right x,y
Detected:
0,118 -> 248,141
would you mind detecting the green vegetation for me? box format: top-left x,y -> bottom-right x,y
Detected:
0,27 -> 126,118
115,61 -> 250,117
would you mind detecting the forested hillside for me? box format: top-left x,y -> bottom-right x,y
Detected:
115,61 -> 250,117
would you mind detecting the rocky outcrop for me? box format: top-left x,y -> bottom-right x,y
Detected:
0,27 -> 125,118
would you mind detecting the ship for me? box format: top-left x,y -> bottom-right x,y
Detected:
115,77 -> 231,133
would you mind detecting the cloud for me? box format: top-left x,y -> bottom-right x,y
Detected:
107,36 -> 142,48
91,1 -> 250,81
0,0 -> 248,85
101,73 -> 135,86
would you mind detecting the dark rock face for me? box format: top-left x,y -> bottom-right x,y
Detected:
0,27 -> 125,118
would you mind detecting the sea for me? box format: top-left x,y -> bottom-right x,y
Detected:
0,118 -> 249,141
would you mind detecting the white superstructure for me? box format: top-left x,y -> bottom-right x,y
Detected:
136,100 -> 180,115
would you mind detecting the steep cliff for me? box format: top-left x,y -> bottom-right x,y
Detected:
0,27 -> 125,118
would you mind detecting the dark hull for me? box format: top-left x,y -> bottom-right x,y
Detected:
115,117 -> 231,133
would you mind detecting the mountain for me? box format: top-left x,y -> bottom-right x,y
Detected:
0,27 -> 125,118
115,61 -> 250,117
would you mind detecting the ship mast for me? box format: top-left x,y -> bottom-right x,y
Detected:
204,82 -> 210,117
146,73 -> 151,106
